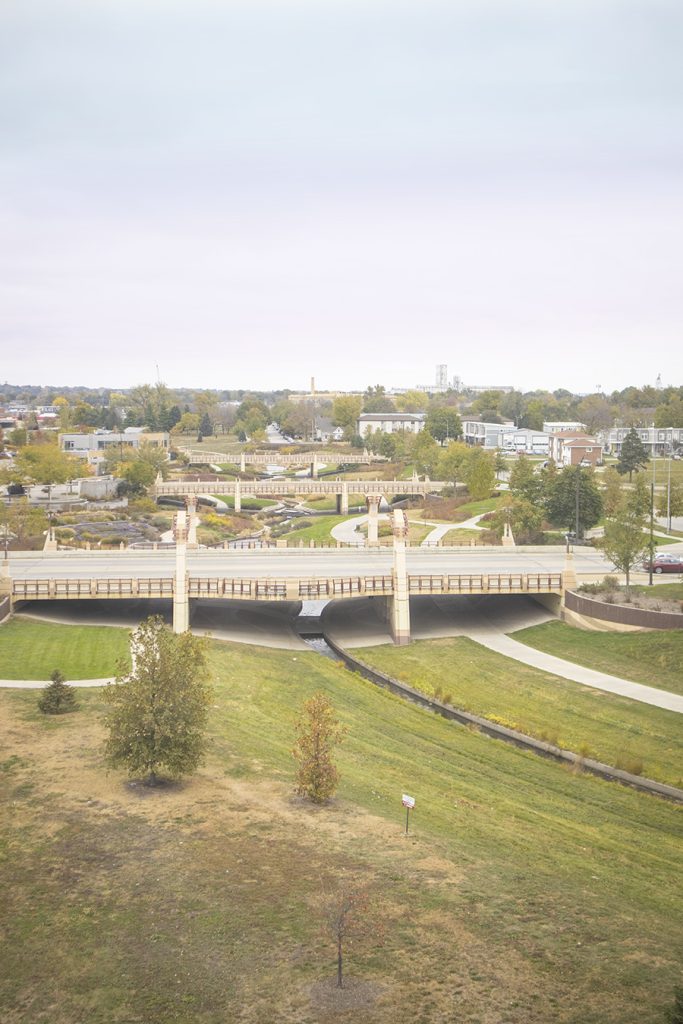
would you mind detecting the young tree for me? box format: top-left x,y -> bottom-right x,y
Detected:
598,507 -> 648,595
627,473 -> 651,517
601,466 -> 624,518
462,448 -> 496,500
657,481 -> 683,525
320,879 -> 380,989
38,669 -> 78,715
617,427 -> 650,480
103,617 -> 212,784
292,692 -> 346,803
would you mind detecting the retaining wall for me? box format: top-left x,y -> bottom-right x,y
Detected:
565,590 -> 683,630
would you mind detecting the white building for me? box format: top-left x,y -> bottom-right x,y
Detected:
59,428 -> 170,455
543,421 -> 586,434
599,426 -> 683,456
357,413 -> 426,437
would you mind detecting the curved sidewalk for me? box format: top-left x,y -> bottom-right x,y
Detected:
475,628 -> 683,713
0,676 -> 114,689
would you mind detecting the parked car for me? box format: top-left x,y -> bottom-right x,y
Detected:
640,554 -> 683,574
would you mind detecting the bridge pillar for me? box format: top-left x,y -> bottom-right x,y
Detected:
562,551 -> 577,618
390,509 -> 411,644
310,454 -> 319,479
0,559 -> 12,621
186,495 -> 199,548
336,482 -> 349,516
240,452 -> 246,473
173,510 -> 189,633
234,477 -> 241,513
501,521 -> 515,547
366,494 -> 381,546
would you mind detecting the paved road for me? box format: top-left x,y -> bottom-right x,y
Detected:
6,546 -> 616,579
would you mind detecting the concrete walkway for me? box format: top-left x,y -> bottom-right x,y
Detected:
330,513 -> 376,546
470,626 -> 683,713
418,512 -> 487,546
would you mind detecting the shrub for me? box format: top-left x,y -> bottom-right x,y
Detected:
38,670 -> 78,715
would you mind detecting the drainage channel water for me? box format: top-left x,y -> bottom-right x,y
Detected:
301,634 -> 339,660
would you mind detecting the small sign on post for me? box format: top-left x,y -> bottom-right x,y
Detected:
402,793 -> 415,835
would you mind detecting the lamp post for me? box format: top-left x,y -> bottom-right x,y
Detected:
574,457 -> 591,540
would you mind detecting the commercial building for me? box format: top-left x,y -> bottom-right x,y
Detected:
59,428 -> 170,455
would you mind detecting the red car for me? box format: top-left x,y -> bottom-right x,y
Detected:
641,554 -> 683,574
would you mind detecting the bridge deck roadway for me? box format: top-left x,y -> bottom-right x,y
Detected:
6,546 -> 611,580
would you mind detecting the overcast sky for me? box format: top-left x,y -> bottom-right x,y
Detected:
1,0 -> 682,393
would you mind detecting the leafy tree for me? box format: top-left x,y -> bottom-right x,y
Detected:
576,393 -> 614,432
171,412 -> 200,435
509,455 -> 542,503
462,448 -> 496,500
657,482 -> 683,525
598,508 -> 648,594
546,466 -> 603,537
5,443 -> 78,489
409,430 -> 440,476
425,407 -> 462,445
627,473 -> 651,517
1,499 -> 47,550
38,669 -> 78,715
362,385 -> 395,414
490,497 -> 544,544
654,398 -> 683,428
395,389 -> 429,413
436,441 -> 469,493
103,617 -> 212,784
601,466 -> 624,518
617,427 -> 650,480
332,395 -> 363,435
292,692 -> 346,803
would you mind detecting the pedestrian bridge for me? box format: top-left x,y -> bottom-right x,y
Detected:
178,447 -> 385,469
10,571 -> 563,603
154,477 -> 447,514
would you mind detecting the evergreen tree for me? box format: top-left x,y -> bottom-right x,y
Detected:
38,669 -> 78,715
617,427 -> 650,480
199,412 -> 214,437
103,617 -> 212,784
292,692 -> 346,803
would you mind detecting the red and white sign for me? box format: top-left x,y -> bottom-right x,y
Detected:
402,794 -> 415,809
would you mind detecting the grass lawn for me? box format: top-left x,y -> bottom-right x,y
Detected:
440,528 -> 492,545
304,494 -> 366,511
210,494 -> 277,510
0,618 -> 131,679
284,514 -> 349,545
0,638 -> 681,1023
350,636 -> 683,787
631,582 -> 683,600
512,620 -> 683,697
